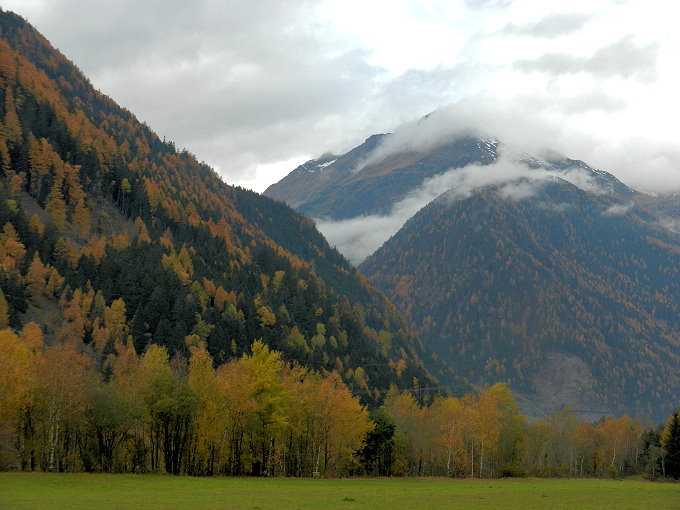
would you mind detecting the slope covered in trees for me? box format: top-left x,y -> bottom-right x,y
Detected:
0,9 -> 460,410
361,179 -> 680,420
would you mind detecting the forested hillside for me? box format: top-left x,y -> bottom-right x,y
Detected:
0,9 -> 458,406
361,179 -> 680,420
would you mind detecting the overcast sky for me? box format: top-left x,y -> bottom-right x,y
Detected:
3,0 -> 679,192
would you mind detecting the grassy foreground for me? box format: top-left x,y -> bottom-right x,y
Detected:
0,473 -> 678,510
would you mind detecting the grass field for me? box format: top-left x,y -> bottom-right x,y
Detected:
0,473 -> 678,509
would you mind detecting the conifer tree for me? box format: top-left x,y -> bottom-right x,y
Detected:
25,252 -> 48,297
0,222 -> 25,271
45,181 -> 67,230
0,127 -> 11,175
0,288 -> 9,327
662,410 -> 680,479
28,213 -> 45,237
3,87 -> 22,146
71,198 -> 91,235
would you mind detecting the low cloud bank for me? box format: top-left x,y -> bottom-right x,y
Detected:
353,97 -> 680,196
602,202 -> 634,216
316,152 -> 610,264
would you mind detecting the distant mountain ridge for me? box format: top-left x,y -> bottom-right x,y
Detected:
264,131 -> 635,223
266,135 -> 505,220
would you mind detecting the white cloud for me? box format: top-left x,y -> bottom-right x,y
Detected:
465,0 -> 512,9
514,35 -> 659,82
1,0 -> 678,194
497,180 -> 542,200
316,214 -> 407,265
355,94 -> 680,196
502,12 -> 592,39
537,201 -> 574,213
316,151 -> 608,264
602,202 -> 633,216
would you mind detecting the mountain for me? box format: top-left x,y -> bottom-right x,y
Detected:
0,10 -> 459,403
265,130 -> 636,223
269,123 -> 679,421
361,178 -> 679,419
265,134 -> 499,220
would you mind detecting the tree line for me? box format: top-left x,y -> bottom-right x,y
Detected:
1,324 -> 678,479
0,328 -> 371,477
369,385 -> 679,480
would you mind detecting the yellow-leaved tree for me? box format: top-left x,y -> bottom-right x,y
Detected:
0,325 -> 43,470
242,340 -> 288,476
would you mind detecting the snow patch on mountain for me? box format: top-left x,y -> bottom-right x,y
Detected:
315,159 -> 337,170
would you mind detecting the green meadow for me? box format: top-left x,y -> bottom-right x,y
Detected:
0,474 -> 678,510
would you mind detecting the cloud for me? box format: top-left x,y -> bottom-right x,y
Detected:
4,0 -> 678,196
557,91 -> 626,114
9,0 -> 386,188
514,35 -> 658,81
438,157 -> 544,202
355,108 -> 483,170
537,201 -> 574,213
602,202 -> 633,216
554,168 -> 607,195
465,0 -> 512,9
497,180 -> 542,200
353,98 -> 575,171
316,214 -> 406,265
502,12 -> 592,39
657,217 -> 680,234
316,152 -> 606,264
350,91 -> 680,197
437,156 -> 607,202
374,64 -> 476,123
576,140 -> 680,195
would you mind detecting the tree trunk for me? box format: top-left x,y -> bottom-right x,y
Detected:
314,443 -> 321,478
48,405 -> 60,472
471,441 -> 474,478
479,442 -> 484,478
